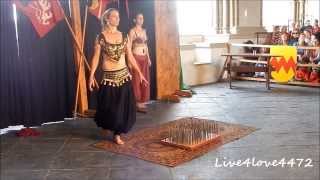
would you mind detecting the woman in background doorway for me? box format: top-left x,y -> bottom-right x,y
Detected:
129,13 -> 151,113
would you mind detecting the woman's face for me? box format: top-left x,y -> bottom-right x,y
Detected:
304,30 -> 311,38
281,34 -> 288,41
107,10 -> 120,27
135,14 -> 144,26
311,35 -> 317,46
292,30 -> 299,38
299,34 -> 305,40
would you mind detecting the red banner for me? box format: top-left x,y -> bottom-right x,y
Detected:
89,0 -> 112,19
89,0 -> 130,19
14,0 -> 64,38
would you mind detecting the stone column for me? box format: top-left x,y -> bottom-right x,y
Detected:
293,0 -> 299,24
299,0 -> 305,25
222,0 -> 230,33
230,0 -> 239,34
230,0 -> 266,39
216,0 -> 224,34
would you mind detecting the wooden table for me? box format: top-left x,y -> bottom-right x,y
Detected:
221,53 -> 283,90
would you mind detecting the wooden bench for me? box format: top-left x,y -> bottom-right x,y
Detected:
221,53 -> 282,89
220,43 -> 320,88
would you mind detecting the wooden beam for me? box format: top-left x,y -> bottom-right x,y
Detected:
236,76 -> 320,87
230,43 -> 320,50
70,0 -> 88,113
297,63 -> 320,68
154,1 -> 181,99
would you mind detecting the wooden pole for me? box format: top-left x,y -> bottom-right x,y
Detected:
69,0 -> 88,114
62,14 -> 99,86
57,0 -> 99,116
74,5 -> 89,117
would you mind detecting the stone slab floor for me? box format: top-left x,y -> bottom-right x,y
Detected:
1,82 -> 319,180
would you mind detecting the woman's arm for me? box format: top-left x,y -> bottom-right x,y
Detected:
127,29 -> 135,69
126,36 -> 148,85
128,29 -> 135,45
88,37 -> 101,91
126,36 -> 141,74
146,46 -> 151,66
311,50 -> 320,64
144,30 -> 152,66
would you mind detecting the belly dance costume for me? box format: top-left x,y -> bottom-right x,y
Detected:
131,32 -> 150,103
94,33 -> 136,135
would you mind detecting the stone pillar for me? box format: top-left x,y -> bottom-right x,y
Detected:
215,0 -> 219,33
222,0 -> 230,33
231,0 -> 266,38
293,0 -> 299,24
216,0 -> 223,33
230,0 -> 234,29
230,0 -> 239,34
235,0 -> 239,27
299,0 -> 305,25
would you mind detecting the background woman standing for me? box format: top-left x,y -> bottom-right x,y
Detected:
129,13 -> 151,113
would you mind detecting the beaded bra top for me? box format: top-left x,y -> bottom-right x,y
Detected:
132,30 -> 147,44
97,33 -> 127,62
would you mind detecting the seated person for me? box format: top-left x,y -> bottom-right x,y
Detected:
255,36 -> 272,78
288,29 -> 299,45
280,26 -> 288,34
271,26 -> 281,45
295,33 -> 320,82
304,30 -> 312,46
280,33 -> 289,45
295,55 -> 311,81
294,33 -> 307,57
309,32 -> 320,82
240,40 -> 259,77
312,19 -> 320,34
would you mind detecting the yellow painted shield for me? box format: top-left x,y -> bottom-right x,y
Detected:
270,46 -> 297,82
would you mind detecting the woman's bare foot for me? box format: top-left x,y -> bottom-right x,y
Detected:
136,102 -> 143,108
141,103 -> 147,109
114,135 -> 125,145
136,103 -> 147,113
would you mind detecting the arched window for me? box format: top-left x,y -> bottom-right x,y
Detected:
176,0 -> 216,35
305,0 -> 320,23
263,0 -> 294,31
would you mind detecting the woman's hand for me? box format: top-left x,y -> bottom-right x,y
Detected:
148,59 -> 152,67
88,76 -> 96,91
139,72 -> 149,86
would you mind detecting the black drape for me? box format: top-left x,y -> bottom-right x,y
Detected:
0,0 -> 76,129
0,0 -> 20,128
83,0 -> 157,109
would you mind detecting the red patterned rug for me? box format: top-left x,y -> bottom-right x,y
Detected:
92,117 -> 257,167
